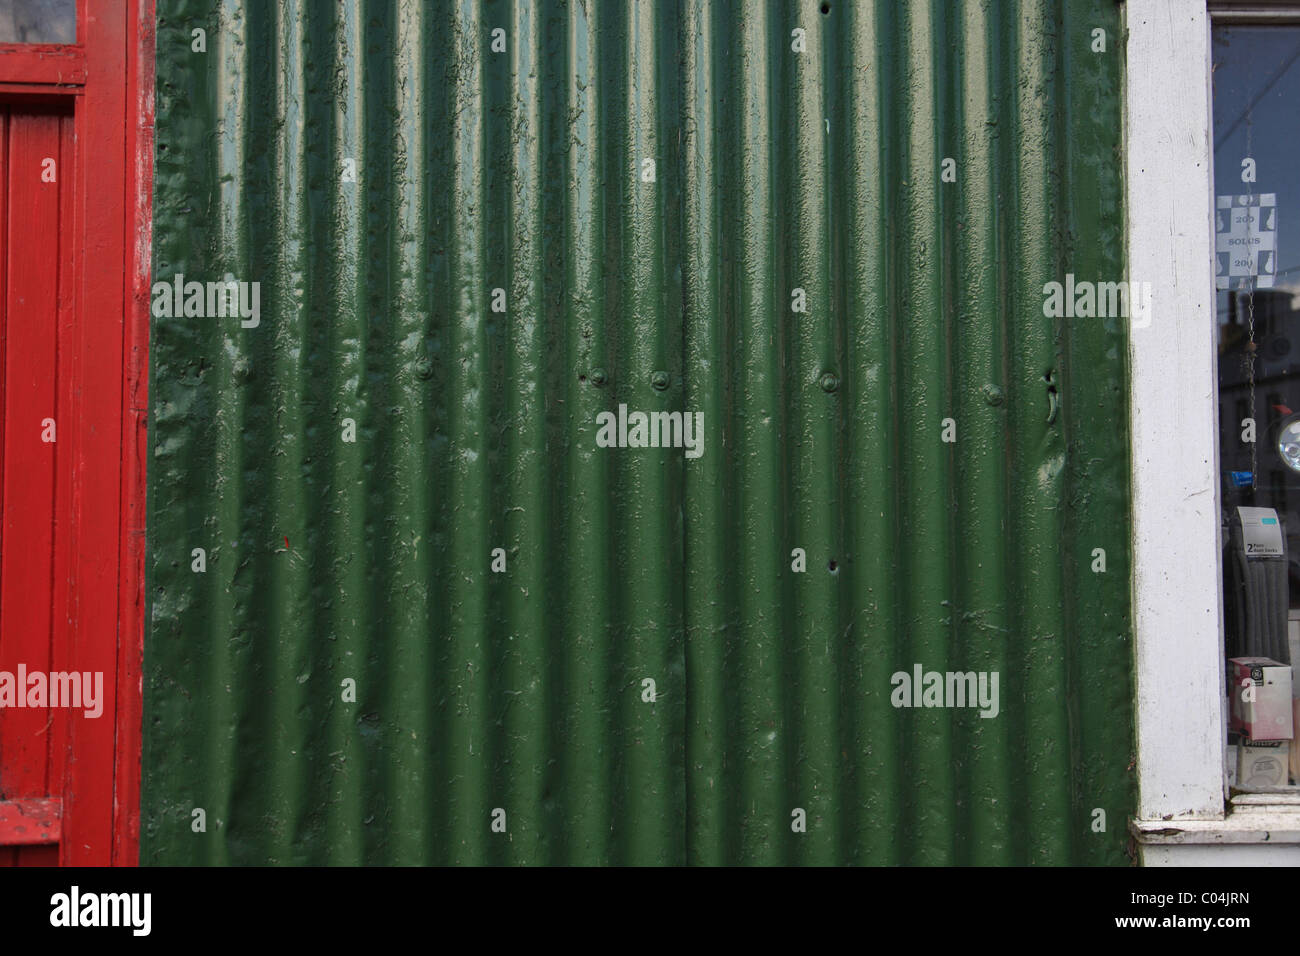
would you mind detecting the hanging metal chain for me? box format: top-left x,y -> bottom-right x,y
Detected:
1248,287 -> 1257,489
1246,117 -> 1258,490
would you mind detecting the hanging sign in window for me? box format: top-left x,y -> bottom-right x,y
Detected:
1217,193 -> 1278,290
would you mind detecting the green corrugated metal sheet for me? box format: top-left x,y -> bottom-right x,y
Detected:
144,0 -> 1134,864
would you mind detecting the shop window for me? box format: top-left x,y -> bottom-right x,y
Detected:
1213,22 -> 1300,791
0,0 -> 75,44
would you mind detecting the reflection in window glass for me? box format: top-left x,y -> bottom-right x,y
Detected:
1213,25 -> 1300,791
0,0 -> 75,44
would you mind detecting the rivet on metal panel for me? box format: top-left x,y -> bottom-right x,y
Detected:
982,384 -> 1004,407
650,370 -> 670,390
819,372 -> 839,393
591,368 -> 607,386
415,357 -> 433,381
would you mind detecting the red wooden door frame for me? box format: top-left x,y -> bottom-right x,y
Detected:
0,0 -> 152,866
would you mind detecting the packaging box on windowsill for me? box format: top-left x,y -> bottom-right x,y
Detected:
1228,657 -> 1294,741
1239,739 -> 1290,789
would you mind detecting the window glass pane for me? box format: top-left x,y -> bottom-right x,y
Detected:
0,0 -> 75,44
1213,24 -> 1300,791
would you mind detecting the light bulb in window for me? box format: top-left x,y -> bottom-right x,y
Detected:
1279,414 -> 1300,473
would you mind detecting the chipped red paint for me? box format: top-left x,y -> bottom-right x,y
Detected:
0,798 -> 62,845
0,46 -> 85,86
116,0 -> 155,869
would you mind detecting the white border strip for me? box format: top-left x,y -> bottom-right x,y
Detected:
1126,0 -> 1226,821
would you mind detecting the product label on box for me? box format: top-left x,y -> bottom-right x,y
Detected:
1240,740 -> 1288,788
1239,506 -> 1284,557
1229,657 -> 1295,740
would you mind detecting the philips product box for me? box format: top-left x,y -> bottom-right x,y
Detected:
1239,739 -> 1289,788
1229,657 -> 1294,740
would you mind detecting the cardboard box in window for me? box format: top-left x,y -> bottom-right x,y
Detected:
1239,739 -> 1289,788
1228,657 -> 1294,741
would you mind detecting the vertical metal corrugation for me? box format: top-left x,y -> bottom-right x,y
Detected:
951,0 -> 1010,863
145,0 -> 1134,865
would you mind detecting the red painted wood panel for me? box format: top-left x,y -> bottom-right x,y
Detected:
0,47 -> 84,87
48,110 -> 75,818
63,0 -> 128,867
0,112 -> 5,601
0,108 -> 62,804
0,105 -> 72,867
14,843 -> 57,866
114,0 -> 155,867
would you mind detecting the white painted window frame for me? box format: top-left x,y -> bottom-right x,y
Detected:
1127,0 -> 1300,860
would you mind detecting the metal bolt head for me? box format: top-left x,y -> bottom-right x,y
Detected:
819,372 -> 839,393
651,370 -> 670,391
982,383 -> 1004,406
591,368 -> 608,386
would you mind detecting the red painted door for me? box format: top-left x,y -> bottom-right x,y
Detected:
0,0 -> 154,867
0,103 -> 77,866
